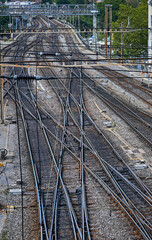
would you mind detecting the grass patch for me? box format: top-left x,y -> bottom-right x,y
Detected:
0,230 -> 8,240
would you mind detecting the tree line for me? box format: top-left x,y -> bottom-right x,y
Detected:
42,0 -> 148,57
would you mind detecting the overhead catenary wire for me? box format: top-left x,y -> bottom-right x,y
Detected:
3,16 -> 152,240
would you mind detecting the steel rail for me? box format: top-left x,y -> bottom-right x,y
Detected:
23,34 -> 81,239
94,65 -> 152,97
44,23 -> 152,148
32,32 -> 117,239
33,38 -> 65,239
6,81 -> 91,152
62,25 -> 152,123
42,28 -> 152,212
43,65 -> 152,201
7,31 -> 49,240
8,84 -> 152,210
68,70 -> 152,232
2,30 -> 46,240
14,83 -> 44,240
29,20 -> 152,238
3,19 -> 60,239
58,30 -> 152,100
34,99 -> 82,240
44,116 -> 152,239
79,71 -> 152,128
21,96 -> 152,239
82,74 -> 152,147
41,57 -> 136,210
28,83 -> 79,240
61,32 -> 152,235
25,75 -> 82,239
79,68 -> 91,240
36,43 -> 83,238
46,68 -> 78,239
40,64 -> 152,239
41,32 -> 152,219
42,29 -> 152,233
67,68 -> 141,234
4,19 -> 151,240
63,80 -> 152,204
8,82 -> 152,239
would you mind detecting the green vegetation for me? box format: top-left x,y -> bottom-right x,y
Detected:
126,0 -> 139,8
0,230 -> 8,240
113,0 -> 148,57
97,0 -> 126,26
41,0 -> 148,57
0,4 -> 9,30
0,16 -> 9,30
42,0 -> 126,29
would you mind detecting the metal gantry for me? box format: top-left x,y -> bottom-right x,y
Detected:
0,4 -> 99,49
0,4 -> 98,17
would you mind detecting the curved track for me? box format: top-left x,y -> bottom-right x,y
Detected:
3,17 -> 152,240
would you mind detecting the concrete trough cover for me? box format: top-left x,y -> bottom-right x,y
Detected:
46,95 -> 53,99
135,163 -> 148,170
9,189 -> 21,194
38,91 -> 45,95
103,121 -> 112,128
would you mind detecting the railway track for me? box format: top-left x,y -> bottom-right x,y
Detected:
3,17 -> 152,240
47,20 -> 152,147
38,20 -> 152,239
54,20 -> 152,111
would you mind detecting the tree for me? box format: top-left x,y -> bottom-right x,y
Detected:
0,16 -> 9,30
97,0 -> 126,27
125,0 -> 139,8
113,0 -> 148,57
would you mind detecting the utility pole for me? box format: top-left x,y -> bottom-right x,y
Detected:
105,5 -> 112,59
22,17 -> 23,30
9,15 -> 11,26
148,1 -> 152,65
15,17 -> 17,30
121,22 -> 124,63
91,7 -> 98,51
72,15 -> 74,26
109,6 -> 112,61
105,5 -> 108,58
78,15 -> 80,31
12,17 -> 14,29
0,41 -> 4,123
93,11 -> 97,51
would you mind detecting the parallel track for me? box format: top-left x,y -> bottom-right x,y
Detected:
3,17 -> 152,240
